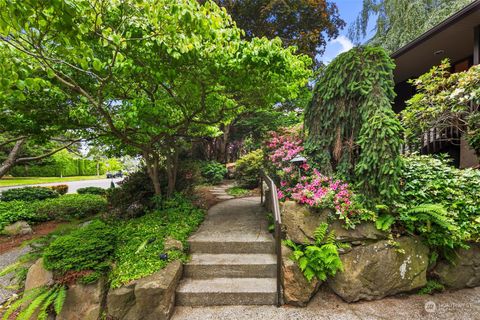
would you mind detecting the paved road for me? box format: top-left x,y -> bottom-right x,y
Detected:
0,178 -> 123,194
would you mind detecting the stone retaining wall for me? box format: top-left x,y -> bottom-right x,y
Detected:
280,201 -> 480,306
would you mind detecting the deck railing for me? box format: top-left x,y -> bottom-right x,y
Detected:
259,171 -> 282,307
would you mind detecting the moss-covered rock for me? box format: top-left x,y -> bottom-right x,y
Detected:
328,237 -> 429,302
433,243 -> 480,289
281,244 -> 321,306
281,201 -> 387,244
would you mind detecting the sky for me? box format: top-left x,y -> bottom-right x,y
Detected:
319,0 -> 373,64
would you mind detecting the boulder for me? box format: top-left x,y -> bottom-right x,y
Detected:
281,201 -> 328,244
281,201 -> 387,244
433,243 -> 480,289
24,258 -> 54,291
107,260 -> 183,320
3,221 -> 32,236
56,278 -> 107,320
328,237 -> 429,302
281,244 -> 320,306
164,237 -> 183,252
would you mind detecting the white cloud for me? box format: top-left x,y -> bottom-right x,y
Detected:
331,35 -> 354,54
318,35 -> 355,64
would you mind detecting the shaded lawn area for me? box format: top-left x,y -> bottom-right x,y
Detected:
0,176 -> 106,187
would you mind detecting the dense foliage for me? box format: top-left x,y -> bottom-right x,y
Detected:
210,0 -> 345,63
77,187 -> 107,196
0,0 -> 311,196
402,60 -> 480,158
109,194 -> 204,288
285,223 -> 346,282
349,0 -> 473,53
36,194 -> 108,220
200,161 -> 227,185
43,220 -> 115,282
0,200 -> 38,230
235,149 -> 264,189
0,187 -> 59,202
395,155 -> 480,250
305,46 -> 403,201
0,194 -> 107,230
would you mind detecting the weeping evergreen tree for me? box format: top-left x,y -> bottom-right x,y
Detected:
349,0 -> 474,53
305,46 -> 403,201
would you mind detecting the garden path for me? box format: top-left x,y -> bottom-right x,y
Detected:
176,197 -> 277,306
0,246 -> 30,305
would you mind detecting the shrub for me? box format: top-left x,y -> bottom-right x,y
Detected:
175,160 -> 203,192
235,149 -> 264,189
200,161 -> 227,184
49,185 -> 69,195
0,187 -> 59,202
107,170 -> 155,218
36,194 -> 108,220
43,220 -> 115,280
395,155 -> 480,247
109,194 -> 204,288
77,187 -> 107,196
226,186 -> 250,197
0,201 -> 40,230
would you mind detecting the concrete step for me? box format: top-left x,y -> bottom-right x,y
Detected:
176,278 -> 277,306
189,239 -> 275,254
185,254 -> 276,278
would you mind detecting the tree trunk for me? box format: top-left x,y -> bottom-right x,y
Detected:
0,138 -> 26,178
96,162 -> 100,176
166,146 -> 179,197
144,152 -> 162,195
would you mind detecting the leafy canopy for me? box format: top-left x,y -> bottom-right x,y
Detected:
402,60 -> 480,157
0,0 -> 311,193
210,0 -> 345,63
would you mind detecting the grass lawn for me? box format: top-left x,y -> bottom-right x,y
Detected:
0,175 -> 105,187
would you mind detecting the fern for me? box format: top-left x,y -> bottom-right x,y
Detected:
1,287 -> 44,320
54,285 -> 67,315
288,223 -> 344,283
1,285 -> 67,320
17,287 -> 52,320
313,223 -> 328,245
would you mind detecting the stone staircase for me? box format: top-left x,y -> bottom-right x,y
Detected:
176,197 -> 277,306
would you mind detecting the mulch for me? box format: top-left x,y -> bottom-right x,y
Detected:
0,221 -> 65,254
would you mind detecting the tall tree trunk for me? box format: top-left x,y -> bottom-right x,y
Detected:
144,151 -> 162,195
166,146 -> 179,197
0,138 -> 26,178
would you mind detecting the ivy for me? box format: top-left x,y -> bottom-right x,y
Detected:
305,46 -> 403,202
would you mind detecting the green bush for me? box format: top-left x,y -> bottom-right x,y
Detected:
43,220 -> 115,281
107,170 -> 155,218
0,187 -> 59,202
200,161 -> 227,184
0,201 -> 40,230
109,194 -> 204,288
395,155 -> 480,249
77,187 -> 107,196
235,149 -> 264,189
36,194 -> 108,220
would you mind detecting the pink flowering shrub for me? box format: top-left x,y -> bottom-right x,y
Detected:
265,127 -> 370,228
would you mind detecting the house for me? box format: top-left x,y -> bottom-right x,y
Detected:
392,0 -> 480,168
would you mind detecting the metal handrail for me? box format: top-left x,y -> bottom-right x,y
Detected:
260,171 -> 282,307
